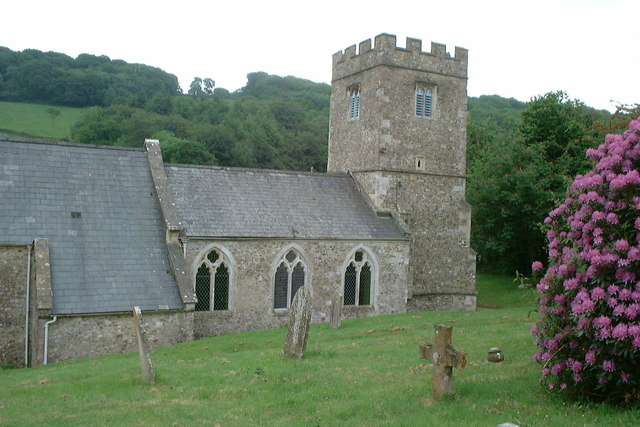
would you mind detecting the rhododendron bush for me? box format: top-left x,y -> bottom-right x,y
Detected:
532,116 -> 640,402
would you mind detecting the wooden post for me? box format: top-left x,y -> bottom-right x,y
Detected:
283,286 -> 312,359
132,306 -> 155,384
330,292 -> 343,329
419,324 -> 466,397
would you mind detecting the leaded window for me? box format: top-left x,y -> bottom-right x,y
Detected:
274,249 -> 306,309
195,248 -> 230,311
344,250 -> 373,306
349,87 -> 360,120
416,86 -> 433,118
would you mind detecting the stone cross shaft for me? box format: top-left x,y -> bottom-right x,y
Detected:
283,286 -> 312,359
419,324 -> 467,397
132,306 -> 155,384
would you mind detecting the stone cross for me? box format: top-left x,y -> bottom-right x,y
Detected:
329,292 -> 343,329
283,286 -> 312,359
419,324 -> 467,397
132,306 -> 155,384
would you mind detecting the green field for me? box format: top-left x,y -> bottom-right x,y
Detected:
0,101 -> 82,141
1,274 -> 638,426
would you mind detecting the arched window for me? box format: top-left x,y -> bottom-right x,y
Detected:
344,249 -> 374,306
274,249 -> 306,309
195,248 -> 230,311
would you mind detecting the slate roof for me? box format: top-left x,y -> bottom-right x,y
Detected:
0,138 -> 183,314
165,165 -> 406,240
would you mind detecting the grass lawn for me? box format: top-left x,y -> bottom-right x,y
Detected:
0,101 -> 82,141
2,276 -> 639,426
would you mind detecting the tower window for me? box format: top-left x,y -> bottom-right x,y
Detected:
415,156 -> 426,171
416,85 -> 434,118
348,86 -> 360,120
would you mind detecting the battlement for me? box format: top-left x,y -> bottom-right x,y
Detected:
332,33 -> 467,81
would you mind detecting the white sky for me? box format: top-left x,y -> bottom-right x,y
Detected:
2,0 -> 638,112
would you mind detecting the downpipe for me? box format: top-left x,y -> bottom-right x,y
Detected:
43,316 -> 58,365
24,244 -> 32,367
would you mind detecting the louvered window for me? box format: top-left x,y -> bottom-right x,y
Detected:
274,249 -> 307,309
195,248 -> 231,311
349,88 -> 360,120
416,86 -> 433,118
343,249 -> 374,306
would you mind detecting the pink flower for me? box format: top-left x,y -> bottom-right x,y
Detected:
616,269 -> 637,283
593,316 -> 612,329
571,360 -> 583,373
585,350 -> 597,365
606,213 -> 619,225
591,287 -> 605,300
621,372 -> 630,383
612,323 -> 628,339
602,360 -> 616,372
615,239 -> 630,251
532,261 -> 544,271
564,278 -> 579,290
551,362 -> 564,374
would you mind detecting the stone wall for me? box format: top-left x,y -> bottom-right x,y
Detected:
352,171 -> 476,309
184,238 -> 410,338
39,310 -> 193,364
0,245 -> 29,367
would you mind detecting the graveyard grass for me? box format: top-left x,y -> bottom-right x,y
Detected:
2,275 -> 639,426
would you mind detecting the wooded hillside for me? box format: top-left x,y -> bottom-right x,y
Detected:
2,45 -> 636,275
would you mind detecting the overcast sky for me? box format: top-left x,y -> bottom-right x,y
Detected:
2,0 -> 638,112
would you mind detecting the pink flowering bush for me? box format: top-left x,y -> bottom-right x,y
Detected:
532,116 -> 640,402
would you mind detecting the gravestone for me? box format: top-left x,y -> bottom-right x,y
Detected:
419,324 -> 467,397
132,306 -> 155,384
330,292 -> 343,329
283,286 -> 312,359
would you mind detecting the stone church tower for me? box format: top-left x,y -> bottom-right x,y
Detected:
327,34 -> 476,310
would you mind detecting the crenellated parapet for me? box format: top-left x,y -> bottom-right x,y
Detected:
332,33 -> 467,81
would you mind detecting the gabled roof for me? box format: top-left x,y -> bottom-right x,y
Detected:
0,138 -> 182,314
165,165 -> 406,240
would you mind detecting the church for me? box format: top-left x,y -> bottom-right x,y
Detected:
0,34 -> 476,367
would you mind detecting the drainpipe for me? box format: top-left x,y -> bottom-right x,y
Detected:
24,244 -> 32,367
43,316 -> 58,365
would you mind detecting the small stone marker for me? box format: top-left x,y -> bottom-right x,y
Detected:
419,324 -> 467,397
488,347 -> 504,363
284,286 -> 312,359
330,292 -> 343,329
132,306 -> 155,384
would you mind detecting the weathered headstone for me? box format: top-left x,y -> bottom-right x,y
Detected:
132,306 -> 155,384
419,324 -> 467,397
283,286 -> 312,359
330,292 -> 343,329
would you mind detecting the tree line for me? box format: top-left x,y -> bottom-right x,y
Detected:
0,47 -> 180,107
467,92 -> 638,274
2,45 -> 637,275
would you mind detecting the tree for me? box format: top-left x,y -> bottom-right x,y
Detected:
532,116 -> 640,402
468,92 -> 608,274
188,77 -> 215,97
154,130 -> 217,165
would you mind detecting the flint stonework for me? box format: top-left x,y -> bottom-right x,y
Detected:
284,286 -> 312,359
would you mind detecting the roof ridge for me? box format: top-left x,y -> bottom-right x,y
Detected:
0,137 -> 144,152
166,163 -> 348,178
